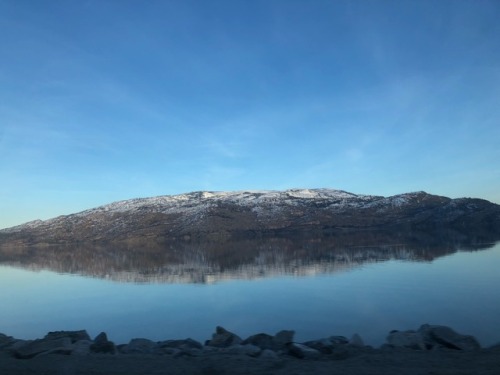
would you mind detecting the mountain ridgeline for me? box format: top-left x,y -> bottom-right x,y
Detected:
1,189 -> 500,247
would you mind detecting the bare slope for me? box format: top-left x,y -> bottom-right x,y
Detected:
1,189 -> 500,246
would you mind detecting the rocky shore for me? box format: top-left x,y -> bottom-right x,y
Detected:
1,324 -> 500,374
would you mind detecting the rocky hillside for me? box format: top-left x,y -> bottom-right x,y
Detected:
1,189 -> 500,246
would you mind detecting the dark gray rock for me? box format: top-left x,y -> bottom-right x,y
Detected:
44,330 -> 91,343
274,330 -> 294,347
259,349 -> 279,359
242,333 -> 275,350
158,347 -> 182,356
71,340 -> 92,356
330,346 -> 350,360
488,343 -> 500,351
172,348 -> 201,358
0,333 -> 15,350
225,344 -> 261,357
242,330 -> 295,351
120,338 -> 159,354
303,336 -> 351,355
386,330 -> 426,350
158,338 -> 203,356
349,333 -> 364,347
329,336 -> 349,345
9,340 -> 31,352
14,337 -> 72,359
36,347 -> 73,356
418,324 -> 481,351
205,326 -> 242,347
303,338 -> 335,354
158,338 -> 203,351
90,332 -> 116,354
287,343 -> 321,359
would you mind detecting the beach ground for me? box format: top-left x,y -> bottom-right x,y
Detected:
1,348 -> 500,375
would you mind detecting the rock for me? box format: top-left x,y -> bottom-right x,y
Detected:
120,338 -> 159,354
386,330 -> 426,350
303,338 -> 335,354
90,332 -> 116,354
242,333 -> 274,350
329,336 -> 349,345
172,348 -> 200,358
242,330 -> 295,351
226,344 -> 261,357
9,340 -> 31,351
44,330 -> 91,343
71,340 -> 92,356
205,326 -> 242,347
274,330 -> 295,347
159,338 -> 203,351
488,343 -> 500,351
418,324 -> 481,351
36,347 -> 73,356
0,333 -> 15,350
14,337 -> 72,359
287,343 -> 321,359
158,338 -> 203,356
259,349 -> 279,359
160,347 -> 182,356
349,333 -> 364,347
330,346 -> 350,360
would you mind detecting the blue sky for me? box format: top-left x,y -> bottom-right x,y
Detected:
1,0 -> 499,229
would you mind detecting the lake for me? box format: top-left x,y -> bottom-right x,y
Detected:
1,232 -> 499,347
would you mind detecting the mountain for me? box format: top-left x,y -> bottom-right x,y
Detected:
1,189 -> 500,247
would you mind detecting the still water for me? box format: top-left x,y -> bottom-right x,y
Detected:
0,236 -> 499,347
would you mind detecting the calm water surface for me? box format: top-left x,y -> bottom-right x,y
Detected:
1,239 -> 499,346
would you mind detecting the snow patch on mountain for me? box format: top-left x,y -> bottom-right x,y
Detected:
0,189 -> 444,234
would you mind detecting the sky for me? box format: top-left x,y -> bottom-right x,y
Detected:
1,0 -> 499,229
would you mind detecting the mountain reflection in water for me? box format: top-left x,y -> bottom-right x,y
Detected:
0,230 -> 497,284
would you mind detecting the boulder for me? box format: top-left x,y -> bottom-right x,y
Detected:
0,333 -> 15,350
158,338 -> 203,356
386,330 -> 426,350
274,330 -> 295,347
242,333 -> 274,350
242,330 -> 294,351
9,340 -> 31,351
349,334 -> 364,347
44,330 -> 91,343
120,338 -> 159,354
303,336 -> 351,356
90,332 -> 116,354
329,336 -> 349,345
287,343 -> 321,359
14,337 -> 72,359
259,349 -> 279,359
71,340 -> 92,356
226,344 -> 261,357
488,343 -> 500,351
158,338 -> 203,350
418,324 -> 481,351
303,338 -> 335,354
205,326 -> 242,347
330,347 -> 350,360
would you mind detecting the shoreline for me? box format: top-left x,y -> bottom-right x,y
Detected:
1,324 -> 500,375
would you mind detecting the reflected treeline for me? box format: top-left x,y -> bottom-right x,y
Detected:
0,229 -> 498,284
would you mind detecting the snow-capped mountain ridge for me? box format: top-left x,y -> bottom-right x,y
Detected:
1,189 -> 499,246
83,188 -> 372,214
